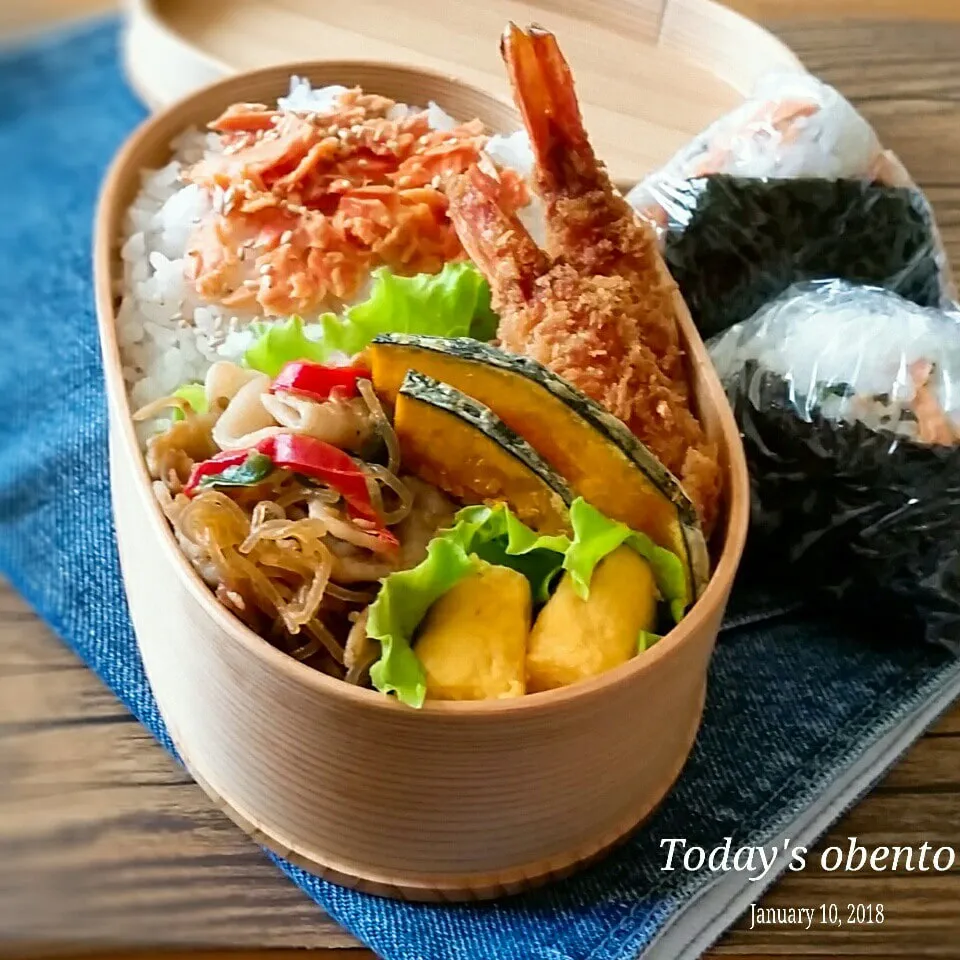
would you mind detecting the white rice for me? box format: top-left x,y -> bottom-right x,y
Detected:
625,70 -> 883,218
277,78 -> 351,114
117,79 -> 540,411
708,279 -> 960,438
119,125 -> 251,411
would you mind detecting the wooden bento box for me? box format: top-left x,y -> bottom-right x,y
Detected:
95,59 -> 751,901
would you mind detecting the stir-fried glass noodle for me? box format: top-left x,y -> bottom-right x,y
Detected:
137,369 -> 455,684
358,377 -> 401,474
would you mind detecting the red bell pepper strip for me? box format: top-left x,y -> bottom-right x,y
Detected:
183,448 -> 251,495
268,433 -> 378,524
183,434 -> 397,548
270,361 -> 369,403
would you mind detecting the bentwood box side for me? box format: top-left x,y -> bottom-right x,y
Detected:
94,62 -> 750,901
122,0 -> 804,187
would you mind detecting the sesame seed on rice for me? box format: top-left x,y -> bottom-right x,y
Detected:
117,80 -> 537,419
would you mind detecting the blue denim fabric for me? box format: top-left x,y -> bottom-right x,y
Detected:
0,21 -> 957,960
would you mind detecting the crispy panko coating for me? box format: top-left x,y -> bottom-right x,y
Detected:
446,24 -> 721,531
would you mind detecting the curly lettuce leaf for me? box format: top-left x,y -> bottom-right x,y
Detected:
365,499 -> 689,707
318,262 -> 496,359
170,382 -> 208,421
366,504 -> 567,706
637,630 -> 662,653
440,503 -> 570,557
244,315 -> 326,377
439,503 -> 570,603
367,538 -> 477,708
244,264 -> 498,374
563,498 -> 689,623
469,277 -> 499,343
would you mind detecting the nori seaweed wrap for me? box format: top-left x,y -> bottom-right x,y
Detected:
709,280 -> 960,652
662,175 -> 946,339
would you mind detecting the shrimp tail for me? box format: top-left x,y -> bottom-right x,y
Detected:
502,22 -> 646,274
446,164 -> 548,312
501,22 -> 605,198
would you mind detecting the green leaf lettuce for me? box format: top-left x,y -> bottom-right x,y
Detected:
365,504 -> 568,707
244,262 -> 497,375
170,382 -> 208,421
244,316 -> 326,377
319,261 -> 496,358
562,499 -> 689,623
637,630 -> 662,653
438,503 -> 571,604
366,498 -> 690,708
367,538 -> 478,708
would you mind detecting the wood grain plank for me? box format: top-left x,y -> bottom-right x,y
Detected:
0,586 -> 357,949
7,0 -> 960,38
930,709 -> 960,735
3,954 -> 368,960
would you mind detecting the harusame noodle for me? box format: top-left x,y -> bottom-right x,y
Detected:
136,367 -> 431,684
344,608 -> 376,685
362,464 -> 413,525
358,377 -> 400,474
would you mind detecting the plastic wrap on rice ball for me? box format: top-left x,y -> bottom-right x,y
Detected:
624,70 -> 955,332
660,175 -> 946,338
626,71 -> 916,222
709,280 -> 960,652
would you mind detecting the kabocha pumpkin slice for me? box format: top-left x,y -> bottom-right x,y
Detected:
395,371 -> 573,534
371,335 -> 709,601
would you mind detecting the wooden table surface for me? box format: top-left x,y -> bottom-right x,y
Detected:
3,5 -> 960,960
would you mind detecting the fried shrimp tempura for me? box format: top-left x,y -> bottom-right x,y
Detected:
446,24 -> 721,531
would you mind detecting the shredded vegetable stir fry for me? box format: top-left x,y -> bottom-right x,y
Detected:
137,363 -> 455,683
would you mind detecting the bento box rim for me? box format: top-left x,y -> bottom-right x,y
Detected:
94,58 -> 751,718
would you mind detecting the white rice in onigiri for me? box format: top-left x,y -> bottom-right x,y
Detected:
624,71 -> 883,216
117,78 -> 540,411
708,279 -> 960,439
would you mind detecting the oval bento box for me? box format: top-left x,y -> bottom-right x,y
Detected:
122,0 -> 804,188
95,61 -> 751,901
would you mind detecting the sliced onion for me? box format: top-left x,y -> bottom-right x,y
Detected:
344,608 -> 377,684
132,394 -> 194,422
326,582 -> 377,603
